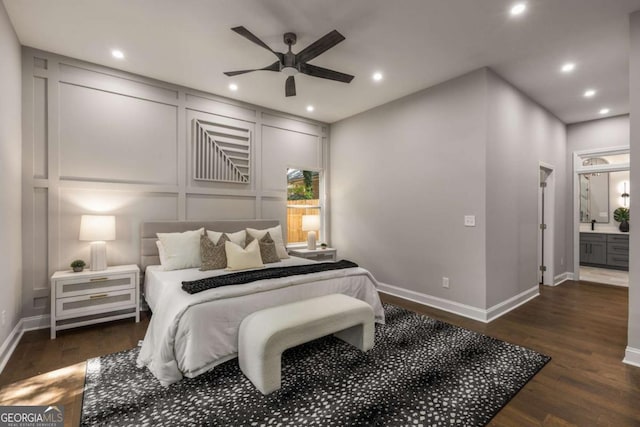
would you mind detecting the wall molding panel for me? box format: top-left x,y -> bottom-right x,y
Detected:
192,119 -> 251,184
21,47 -> 329,318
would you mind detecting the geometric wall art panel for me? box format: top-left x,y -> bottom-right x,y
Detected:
192,119 -> 251,183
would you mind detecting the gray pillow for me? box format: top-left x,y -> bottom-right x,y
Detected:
200,233 -> 229,271
246,232 -> 280,264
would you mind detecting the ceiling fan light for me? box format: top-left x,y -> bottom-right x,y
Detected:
282,66 -> 299,76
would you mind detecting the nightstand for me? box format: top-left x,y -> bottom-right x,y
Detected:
50,264 -> 140,339
288,247 -> 337,262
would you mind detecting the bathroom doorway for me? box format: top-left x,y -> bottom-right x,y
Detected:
573,148 -> 630,286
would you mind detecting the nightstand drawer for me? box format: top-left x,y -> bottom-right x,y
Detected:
56,289 -> 136,320
308,253 -> 336,262
56,273 -> 135,298
288,248 -> 337,261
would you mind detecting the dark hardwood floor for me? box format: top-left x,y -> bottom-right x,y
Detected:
1,281 -> 639,426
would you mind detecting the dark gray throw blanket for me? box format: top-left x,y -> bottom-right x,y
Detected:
182,260 -> 359,294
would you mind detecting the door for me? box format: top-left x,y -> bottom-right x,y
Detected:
538,165 -> 555,286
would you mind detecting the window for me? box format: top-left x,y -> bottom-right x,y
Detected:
286,169 -> 323,245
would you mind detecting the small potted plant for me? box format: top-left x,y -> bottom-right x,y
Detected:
614,207 -> 630,232
70,259 -> 86,273
320,243 -> 328,249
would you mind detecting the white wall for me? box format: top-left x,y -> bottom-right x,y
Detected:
21,48 -> 328,318
0,2 -> 22,343
627,11 -> 640,359
330,68 -> 568,317
485,70 -> 566,305
331,69 -> 488,309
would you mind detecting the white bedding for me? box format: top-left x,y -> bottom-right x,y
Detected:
137,258 -> 385,385
143,256 -> 314,312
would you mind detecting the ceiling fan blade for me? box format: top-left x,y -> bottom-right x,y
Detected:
296,30 -> 345,64
224,61 -> 281,77
224,69 -> 257,77
300,63 -> 354,83
285,76 -> 296,97
231,26 -> 283,61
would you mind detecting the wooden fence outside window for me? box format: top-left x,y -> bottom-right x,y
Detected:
286,199 -> 321,243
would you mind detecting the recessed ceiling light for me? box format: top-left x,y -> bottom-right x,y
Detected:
111,49 -> 124,59
306,105 -> 315,112
372,72 -> 383,81
583,89 -> 596,98
510,3 -> 527,16
599,108 -> 610,115
561,62 -> 576,73
229,83 -> 238,91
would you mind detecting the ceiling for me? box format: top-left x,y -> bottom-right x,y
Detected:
4,0 -> 640,124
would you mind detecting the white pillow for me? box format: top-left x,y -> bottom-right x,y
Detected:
156,228 -> 203,271
206,229 -> 246,248
246,225 -> 289,259
156,240 -> 168,266
225,239 -> 264,271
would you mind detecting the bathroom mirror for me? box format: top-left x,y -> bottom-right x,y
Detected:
580,172 -> 609,223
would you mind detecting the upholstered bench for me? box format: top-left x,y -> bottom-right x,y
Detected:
238,293 -> 375,395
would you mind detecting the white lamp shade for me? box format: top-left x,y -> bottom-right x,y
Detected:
301,215 -> 321,231
79,215 -> 116,241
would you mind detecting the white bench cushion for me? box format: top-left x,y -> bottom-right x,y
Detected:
238,293 -> 375,394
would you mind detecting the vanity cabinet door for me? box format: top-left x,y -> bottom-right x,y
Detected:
589,241 -> 607,264
579,242 -> 591,263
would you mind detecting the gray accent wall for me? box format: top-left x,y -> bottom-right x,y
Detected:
331,70 -> 488,308
331,68 -> 566,312
628,11 -> 640,353
0,2 -> 22,343
485,70 -> 567,307
21,48 -> 328,318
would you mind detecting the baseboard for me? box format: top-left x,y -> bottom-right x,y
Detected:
377,282 -> 487,322
378,282 -> 539,323
0,315 -> 50,374
485,285 -> 539,322
623,346 -> 640,368
0,320 -> 24,374
22,314 -> 50,331
553,272 -> 574,286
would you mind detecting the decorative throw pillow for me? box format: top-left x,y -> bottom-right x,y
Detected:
225,239 -> 264,271
200,234 -> 229,271
156,228 -> 204,271
206,229 -> 247,248
246,225 -> 289,259
246,232 -> 280,264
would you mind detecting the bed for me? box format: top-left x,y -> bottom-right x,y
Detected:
136,220 -> 385,386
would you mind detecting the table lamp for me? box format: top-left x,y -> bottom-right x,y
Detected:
301,215 -> 320,250
79,215 -> 116,271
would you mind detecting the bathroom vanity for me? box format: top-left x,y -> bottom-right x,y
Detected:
579,231 -> 629,271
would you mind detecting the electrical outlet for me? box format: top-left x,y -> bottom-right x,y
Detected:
1,310 -> 5,326
560,257 -> 564,266
442,277 -> 450,289
464,215 -> 476,227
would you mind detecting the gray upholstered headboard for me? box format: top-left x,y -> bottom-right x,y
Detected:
140,220 -> 280,273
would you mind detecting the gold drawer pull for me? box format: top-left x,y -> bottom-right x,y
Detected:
90,277 -> 108,282
90,293 -> 109,299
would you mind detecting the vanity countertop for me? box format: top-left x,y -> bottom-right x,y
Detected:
580,228 -> 629,235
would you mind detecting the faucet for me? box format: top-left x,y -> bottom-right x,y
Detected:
591,219 -> 596,231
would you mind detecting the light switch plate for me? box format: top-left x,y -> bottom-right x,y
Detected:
464,215 -> 476,227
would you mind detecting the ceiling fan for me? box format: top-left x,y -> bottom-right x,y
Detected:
224,26 -> 354,97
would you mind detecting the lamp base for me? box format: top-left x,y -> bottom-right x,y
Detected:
90,241 -> 108,271
306,231 -> 317,250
